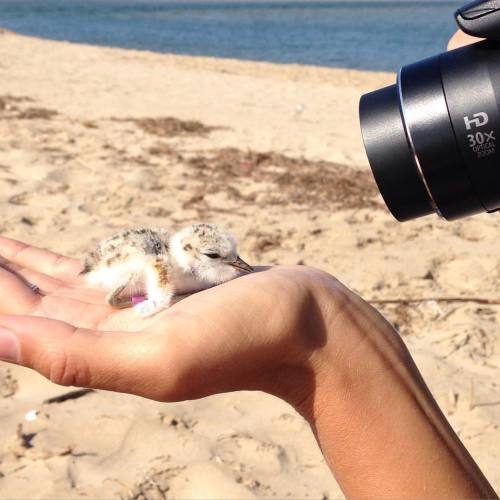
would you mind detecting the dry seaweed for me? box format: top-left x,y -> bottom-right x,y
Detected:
0,369 -> 18,398
185,148 -> 380,210
0,95 -> 34,111
116,117 -> 219,138
16,108 -> 58,120
126,466 -> 186,500
0,95 -> 57,120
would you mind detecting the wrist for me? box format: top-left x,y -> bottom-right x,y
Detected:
293,283 -> 396,423
258,272 -> 385,422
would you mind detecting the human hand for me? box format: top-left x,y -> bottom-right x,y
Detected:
0,235 -> 356,408
1,237 -> 496,497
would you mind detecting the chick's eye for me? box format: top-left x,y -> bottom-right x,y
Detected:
204,253 -> 220,259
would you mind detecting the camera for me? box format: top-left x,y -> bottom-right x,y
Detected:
359,0 -> 500,221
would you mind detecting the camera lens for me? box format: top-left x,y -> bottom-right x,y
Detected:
359,41 -> 500,221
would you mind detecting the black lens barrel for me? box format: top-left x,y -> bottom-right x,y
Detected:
441,41 -> 500,213
359,85 -> 434,221
399,54 -> 483,220
360,40 -> 500,221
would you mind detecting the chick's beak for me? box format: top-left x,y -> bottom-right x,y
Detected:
229,256 -> 253,273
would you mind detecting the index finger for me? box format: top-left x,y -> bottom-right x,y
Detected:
0,236 -> 82,283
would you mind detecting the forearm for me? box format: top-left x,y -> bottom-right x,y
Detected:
297,289 -> 497,498
0,247 -> 495,497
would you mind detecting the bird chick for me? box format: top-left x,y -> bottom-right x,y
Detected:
80,224 -> 253,317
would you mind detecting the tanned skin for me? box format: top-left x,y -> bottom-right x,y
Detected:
0,233 -> 496,498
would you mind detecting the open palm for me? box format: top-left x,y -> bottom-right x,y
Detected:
0,235 -> 339,404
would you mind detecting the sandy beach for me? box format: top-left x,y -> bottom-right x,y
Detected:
0,29 -> 499,498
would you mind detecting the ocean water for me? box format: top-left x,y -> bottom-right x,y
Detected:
0,0 -> 463,71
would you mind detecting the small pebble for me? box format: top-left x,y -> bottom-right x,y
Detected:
24,410 -> 39,422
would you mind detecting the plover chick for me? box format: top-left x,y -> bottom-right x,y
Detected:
80,223 -> 253,317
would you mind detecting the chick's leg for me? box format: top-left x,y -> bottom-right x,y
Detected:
106,284 -> 133,309
134,262 -> 172,318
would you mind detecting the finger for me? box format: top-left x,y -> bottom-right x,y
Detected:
447,30 -> 482,50
0,236 -> 82,283
0,260 -> 105,305
0,267 -> 40,314
1,260 -> 63,292
0,315 -> 175,401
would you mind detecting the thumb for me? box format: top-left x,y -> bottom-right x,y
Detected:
0,315 -> 174,400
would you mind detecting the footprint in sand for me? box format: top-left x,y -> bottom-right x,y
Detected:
212,433 -> 288,476
453,220 -> 498,242
434,256 -> 499,292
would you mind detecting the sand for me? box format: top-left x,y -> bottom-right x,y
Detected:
0,29 -> 499,498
